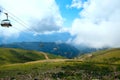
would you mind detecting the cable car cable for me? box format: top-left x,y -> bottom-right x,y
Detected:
0,6 -> 42,43
1,7 -> 38,32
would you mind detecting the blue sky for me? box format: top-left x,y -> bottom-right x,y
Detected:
0,0 -> 120,48
0,0 -> 84,43
55,0 -> 85,27
56,0 -> 79,27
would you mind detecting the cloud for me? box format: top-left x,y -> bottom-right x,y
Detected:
66,0 -> 83,9
0,0 -> 63,36
70,0 -> 120,48
30,14 -> 62,33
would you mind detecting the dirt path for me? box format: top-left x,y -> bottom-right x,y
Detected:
26,59 -> 71,64
41,52 -> 49,60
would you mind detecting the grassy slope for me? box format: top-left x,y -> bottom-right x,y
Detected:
0,59 -> 119,79
0,48 -> 64,65
0,48 -> 120,79
0,60 -> 81,78
78,48 -> 120,63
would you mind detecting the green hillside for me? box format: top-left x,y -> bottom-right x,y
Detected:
0,48 -> 120,79
78,48 -> 120,63
0,48 -> 64,65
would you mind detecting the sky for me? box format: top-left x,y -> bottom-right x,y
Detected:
0,0 -> 120,48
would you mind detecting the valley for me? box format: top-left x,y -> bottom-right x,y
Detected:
0,48 -> 120,80
0,0 -> 120,80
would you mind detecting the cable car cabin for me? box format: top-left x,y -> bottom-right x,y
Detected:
1,19 -> 12,27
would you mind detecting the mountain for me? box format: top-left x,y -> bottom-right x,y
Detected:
0,48 -> 64,65
0,51 -> 120,80
0,42 -> 101,58
0,48 -> 119,79
0,42 -> 80,58
78,48 -> 120,63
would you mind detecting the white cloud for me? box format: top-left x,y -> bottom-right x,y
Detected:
66,0 -> 83,9
70,0 -> 120,48
30,15 -> 62,33
0,0 -> 63,37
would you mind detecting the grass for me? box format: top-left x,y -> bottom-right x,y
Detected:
0,59 -> 77,77
47,53 -> 65,59
0,48 -> 64,65
78,48 -> 120,63
0,48 -> 120,79
0,59 -> 120,79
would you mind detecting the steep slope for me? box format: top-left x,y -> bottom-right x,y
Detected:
0,48 -> 64,65
78,48 -> 120,63
0,42 -> 80,58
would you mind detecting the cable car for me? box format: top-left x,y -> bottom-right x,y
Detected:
1,13 -> 12,27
